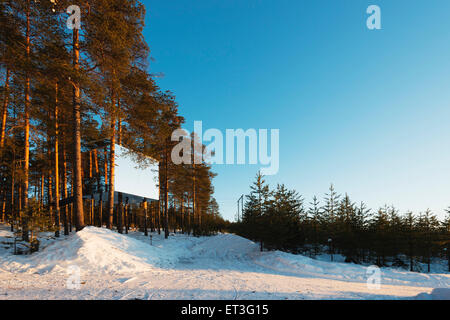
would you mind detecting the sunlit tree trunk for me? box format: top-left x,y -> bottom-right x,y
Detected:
143,200 -> 148,236
181,196 -> 184,234
118,117 -> 122,145
22,0 -> 31,242
9,164 -> 15,230
117,191 -> 122,233
72,27 -> 84,231
47,147 -> 53,229
107,102 -> 116,229
164,143 -> 169,238
0,68 -> 10,148
54,83 -> 60,237
0,189 -> 5,222
62,142 -> 69,235
40,174 -> 44,210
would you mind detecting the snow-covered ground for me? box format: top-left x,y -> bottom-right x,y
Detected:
0,224 -> 449,300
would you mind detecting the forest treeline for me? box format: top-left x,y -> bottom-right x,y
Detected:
0,0 -> 226,244
230,173 -> 450,273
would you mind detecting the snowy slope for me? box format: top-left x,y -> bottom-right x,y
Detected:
0,227 -> 179,275
0,225 -> 449,300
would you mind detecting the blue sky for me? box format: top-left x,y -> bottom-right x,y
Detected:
142,0 -> 450,221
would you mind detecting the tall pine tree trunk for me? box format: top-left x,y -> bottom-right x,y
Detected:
72,28 -> 84,231
125,197 -> 129,234
88,151 -> 93,225
40,174 -> 44,210
104,147 -> 108,186
94,149 -> 101,227
157,163 -> 161,235
47,162 -> 53,229
0,68 -> 10,148
10,157 -> 15,231
118,117 -> 122,145
54,83 -> 60,237
164,144 -> 169,238
181,196 -> 184,234
101,147 -> 108,228
98,192 -> 103,227
22,2 -> 31,241
62,141 -> 69,235
107,108 -> 116,229
117,192 -> 122,233
187,197 -> 191,235
47,135 -> 53,228
143,199 -> 148,236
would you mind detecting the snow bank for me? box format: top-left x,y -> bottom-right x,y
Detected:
0,225 -> 448,300
189,234 -> 258,260
254,249 -> 450,288
0,227 -> 176,275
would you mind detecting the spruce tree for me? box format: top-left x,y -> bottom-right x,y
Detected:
242,172 -> 271,251
322,184 -> 340,253
404,211 -> 416,271
307,196 -> 322,255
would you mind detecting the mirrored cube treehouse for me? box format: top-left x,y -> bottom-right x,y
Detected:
79,143 -> 159,231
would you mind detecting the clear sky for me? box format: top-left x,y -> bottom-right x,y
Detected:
141,0 -> 450,221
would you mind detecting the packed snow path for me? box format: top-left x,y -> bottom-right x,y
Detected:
0,226 -> 449,300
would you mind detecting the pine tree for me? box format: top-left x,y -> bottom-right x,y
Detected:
355,202 -> 370,262
417,209 -> 440,272
322,184 -> 340,252
264,184 -> 303,251
370,205 -> 390,266
84,0 -> 148,231
0,0 -> 221,240
307,196 -> 322,255
33,0 -> 72,237
0,1 -> 23,149
442,210 -> 450,272
404,211 -> 416,271
335,194 -> 358,262
242,172 -> 271,251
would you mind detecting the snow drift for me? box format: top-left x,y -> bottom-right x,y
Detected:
0,227 -> 176,275
0,226 -> 449,299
